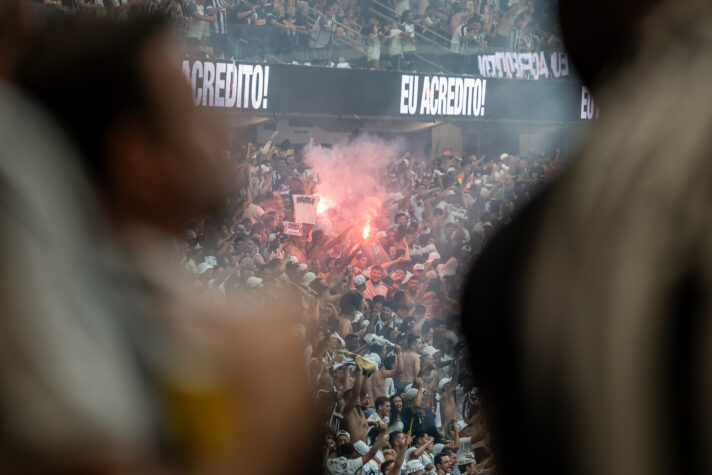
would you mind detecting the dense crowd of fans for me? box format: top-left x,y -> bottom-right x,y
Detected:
180,131 -> 561,474
35,0 -> 563,71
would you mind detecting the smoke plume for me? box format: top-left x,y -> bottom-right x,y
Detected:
304,135 -> 406,231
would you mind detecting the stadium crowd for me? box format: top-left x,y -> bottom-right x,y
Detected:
180,131 -> 561,474
0,2 -> 567,471
34,0 -> 563,71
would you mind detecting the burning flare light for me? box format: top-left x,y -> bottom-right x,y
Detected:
362,221 -> 371,240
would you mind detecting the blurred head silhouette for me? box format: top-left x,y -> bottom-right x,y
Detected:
557,0 -> 665,91
14,15 -> 229,234
465,2 -> 712,475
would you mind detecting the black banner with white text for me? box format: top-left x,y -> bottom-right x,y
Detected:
183,59 -> 586,122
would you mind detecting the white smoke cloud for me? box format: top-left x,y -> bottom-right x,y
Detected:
304,135 -> 406,232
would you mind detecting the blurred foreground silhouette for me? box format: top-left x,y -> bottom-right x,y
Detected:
463,1 -> 712,475
0,8 -> 319,473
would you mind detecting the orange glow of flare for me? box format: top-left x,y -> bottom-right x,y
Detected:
362,222 -> 371,240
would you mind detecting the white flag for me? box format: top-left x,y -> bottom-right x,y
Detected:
292,194 -> 320,224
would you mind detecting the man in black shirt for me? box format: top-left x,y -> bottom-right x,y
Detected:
293,2 -> 311,62
400,377 -> 426,435
240,0 -> 273,60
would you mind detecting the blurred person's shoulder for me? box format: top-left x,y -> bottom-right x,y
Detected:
0,82 -> 159,463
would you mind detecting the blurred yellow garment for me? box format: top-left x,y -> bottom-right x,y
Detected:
339,350 -> 379,373
119,229 -> 322,474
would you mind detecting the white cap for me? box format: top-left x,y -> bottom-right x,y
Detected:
499,153 -> 509,160
204,255 -> 217,266
422,345 -> 439,357
298,263 -> 309,272
246,276 -> 263,287
446,189 -> 457,196
288,255 -> 298,264
402,387 -> 418,400
438,377 -> 452,390
406,460 -> 425,473
353,274 -> 366,286
446,167 -> 457,173
413,263 -> 425,271
302,272 -> 317,285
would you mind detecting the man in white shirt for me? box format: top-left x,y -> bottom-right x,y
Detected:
384,21 -> 405,71
405,431 -> 435,471
367,396 -> 392,426
326,429 -> 387,475
354,440 -> 383,475
401,10 -> 417,68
